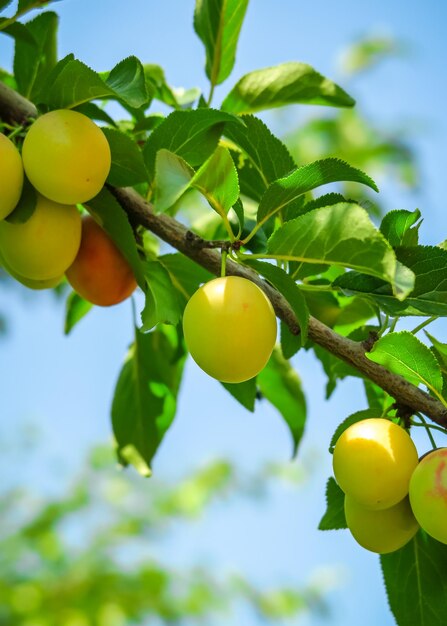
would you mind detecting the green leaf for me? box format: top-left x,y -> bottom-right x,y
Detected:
18,0 -> 59,9
367,331 -> 444,399
221,377 -> 257,412
41,56 -> 114,108
425,332 -> 447,394
303,290 -> 341,328
221,62 -> 355,114
257,347 -> 307,456
335,245 -> 447,317
224,114 -> 296,201
143,63 -> 201,109
242,258 -> 309,345
143,108 -> 244,180
268,203 -> 413,299
303,192 -> 347,213
313,343 -> 362,398
333,297 -> 377,335
158,253 -> 213,307
425,332 -> 447,363
364,380 -> 395,414
153,149 -> 195,213
87,188 -> 146,291
342,35 -> 404,76
329,408 -> 384,454
191,145 -> 239,218
194,0 -> 249,87
318,477 -> 347,530
101,127 -> 148,187
0,1 -> 14,12
280,321 -> 301,359
13,11 -> 58,99
104,56 -> 148,109
133,113 -> 165,133
231,197 -> 245,234
64,291 -> 93,335
0,19 -> 36,44
74,101 -> 117,126
141,260 -> 183,331
257,158 -> 378,227
381,532 -> 447,626
112,325 -> 186,476
41,55 -> 148,110
143,64 -> 176,108
380,208 -> 421,247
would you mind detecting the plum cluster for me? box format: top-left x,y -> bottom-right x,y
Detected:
333,418 -> 447,553
0,110 -> 136,306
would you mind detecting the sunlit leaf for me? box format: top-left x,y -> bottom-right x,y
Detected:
13,11 -> 58,99
41,55 -> 148,109
153,150 -> 195,213
143,108 -> 244,180
191,145 -> 239,218
257,158 -> 378,227
367,331 -> 443,397
380,209 -> 421,247
222,62 -> 355,114
194,0 -> 249,86
268,203 -> 413,299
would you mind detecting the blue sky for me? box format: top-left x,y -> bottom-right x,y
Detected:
1,1 -> 447,624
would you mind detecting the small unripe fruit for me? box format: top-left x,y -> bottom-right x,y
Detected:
0,133 -> 24,220
22,109 -> 111,204
345,494 -> 419,554
66,215 -> 137,306
333,418 -> 419,510
0,194 -> 81,280
409,448 -> 447,545
183,276 -> 277,383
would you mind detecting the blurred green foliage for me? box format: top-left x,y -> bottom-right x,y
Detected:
284,35 -> 418,216
0,446 -> 328,625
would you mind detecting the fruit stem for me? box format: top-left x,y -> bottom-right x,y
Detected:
386,316 -> 400,335
410,316 -> 437,335
0,1 -> 45,32
6,124 -> 25,140
412,414 -> 439,449
221,249 -> 228,277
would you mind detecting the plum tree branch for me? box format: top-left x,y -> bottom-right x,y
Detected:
1,82 -> 447,428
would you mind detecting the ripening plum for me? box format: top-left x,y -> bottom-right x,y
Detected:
0,133 -> 24,220
409,448 -> 447,545
333,418 -> 419,510
0,194 -> 81,280
182,276 -> 277,383
66,215 -> 137,306
345,494 -> 419,554
22,109 -> 111,204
